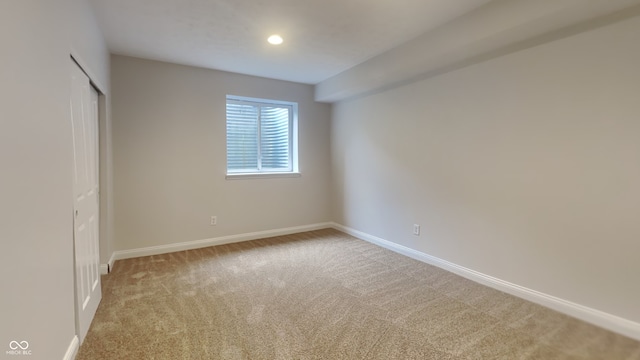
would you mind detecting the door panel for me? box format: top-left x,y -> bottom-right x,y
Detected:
70,61 -> 101,343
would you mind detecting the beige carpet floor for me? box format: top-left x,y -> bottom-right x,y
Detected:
77,229 -> 640,359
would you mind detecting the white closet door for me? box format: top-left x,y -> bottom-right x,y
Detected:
70,60 -> 101,343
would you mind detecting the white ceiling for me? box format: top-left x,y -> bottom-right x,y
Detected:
89,0 -> 494,84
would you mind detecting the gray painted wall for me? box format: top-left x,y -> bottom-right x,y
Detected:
111,56 -> 332,252
0,0 -> 111,358
331,15 -> 640,324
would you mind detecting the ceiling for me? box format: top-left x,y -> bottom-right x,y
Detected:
89,0 -> 494,84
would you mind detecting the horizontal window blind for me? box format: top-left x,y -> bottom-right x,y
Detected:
226,102 -> 258,171
226,97 -> 294,174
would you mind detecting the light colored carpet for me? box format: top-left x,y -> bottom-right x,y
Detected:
77,229 -> 640,359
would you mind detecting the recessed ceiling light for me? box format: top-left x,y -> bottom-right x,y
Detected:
267,35 -> 283,45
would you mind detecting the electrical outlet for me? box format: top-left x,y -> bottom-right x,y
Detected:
413,224 -> 420,236
210,216 -> 217,226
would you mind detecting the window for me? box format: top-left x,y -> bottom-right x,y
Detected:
226,95 -> 298,177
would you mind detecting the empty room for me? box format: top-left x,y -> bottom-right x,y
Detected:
2,0 -> 640,359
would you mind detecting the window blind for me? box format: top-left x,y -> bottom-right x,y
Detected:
226,99 -> 292,173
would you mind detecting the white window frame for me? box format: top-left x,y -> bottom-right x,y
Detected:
225,95 -> 299,179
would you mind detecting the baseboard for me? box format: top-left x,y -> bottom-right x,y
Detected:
100,252 -> 117,275
63,335 -> 79,360
112,222 -> 333,261
330,222 -> 640,342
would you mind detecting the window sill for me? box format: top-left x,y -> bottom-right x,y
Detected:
225,172 -> 302,180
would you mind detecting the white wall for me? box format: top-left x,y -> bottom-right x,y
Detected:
111,56 -> 332,252
331,14 -> 640,325
0,0 -> 110,359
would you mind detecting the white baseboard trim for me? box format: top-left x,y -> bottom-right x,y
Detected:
100,252 -> 117,275
112,222 -> 333,262
330,222 -> 640,342
63,335 -> 79,360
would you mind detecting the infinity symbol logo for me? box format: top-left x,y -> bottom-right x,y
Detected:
9,341 -> 29,350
